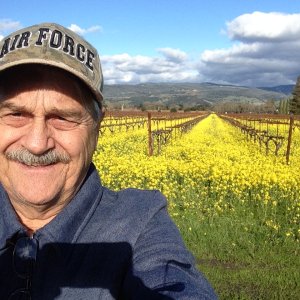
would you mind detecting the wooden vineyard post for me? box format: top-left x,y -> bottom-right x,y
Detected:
148,112 -> 153,156
286,114 -> 294,165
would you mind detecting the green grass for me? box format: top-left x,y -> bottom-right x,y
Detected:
171,194 -> 300,299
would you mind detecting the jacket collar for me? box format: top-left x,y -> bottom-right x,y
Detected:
0,163 -> 103,249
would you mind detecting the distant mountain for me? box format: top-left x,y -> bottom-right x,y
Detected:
258,85 -> 295,95
102,82 -> 290,109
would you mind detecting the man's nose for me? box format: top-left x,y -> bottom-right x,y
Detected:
22,118 -> 55,155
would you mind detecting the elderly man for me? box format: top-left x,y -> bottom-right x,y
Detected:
0,23 -> 217,299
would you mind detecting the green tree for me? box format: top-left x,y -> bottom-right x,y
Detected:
279,98 -> 290,114
290,76 -> 300,114
285,98 -> 291,114
278,99 -> 284,113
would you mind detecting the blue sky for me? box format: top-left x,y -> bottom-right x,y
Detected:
1,0 -> 300,86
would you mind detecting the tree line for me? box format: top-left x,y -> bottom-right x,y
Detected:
214,76 -> 300,115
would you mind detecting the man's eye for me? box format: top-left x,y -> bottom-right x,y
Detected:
57,116 -> 67,121
48,116 -> 78,129
9,112 -> 24,117
0,112 -> 28,127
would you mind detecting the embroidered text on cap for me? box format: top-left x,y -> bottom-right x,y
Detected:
0,27 -> 96,72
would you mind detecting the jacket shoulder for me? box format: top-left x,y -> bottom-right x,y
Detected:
103,187 -> 167,219
118,188 -> 167,206
97,188 -> 168,243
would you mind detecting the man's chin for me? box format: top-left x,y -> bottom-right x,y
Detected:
6,175 -> 66,209
13,188 -> 63,207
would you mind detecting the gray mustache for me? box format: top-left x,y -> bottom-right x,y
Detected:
5,148 -> 71,166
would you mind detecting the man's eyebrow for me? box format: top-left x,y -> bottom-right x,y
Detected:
0,102 -> 28,111
0,103 -> 84,119
47,107 -> 85,119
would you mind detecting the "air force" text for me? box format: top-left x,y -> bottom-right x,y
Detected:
0,27 -> 95,71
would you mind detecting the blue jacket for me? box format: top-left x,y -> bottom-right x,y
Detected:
0,164 -> 217,299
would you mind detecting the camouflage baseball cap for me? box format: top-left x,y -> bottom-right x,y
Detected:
0,23 -> 103,103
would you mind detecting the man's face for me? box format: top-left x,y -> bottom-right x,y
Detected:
0,70 -> 99,210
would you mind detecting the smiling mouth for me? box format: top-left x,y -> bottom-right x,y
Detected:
15,160 -> 57,167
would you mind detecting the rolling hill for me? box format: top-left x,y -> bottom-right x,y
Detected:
102,82 -> 293,109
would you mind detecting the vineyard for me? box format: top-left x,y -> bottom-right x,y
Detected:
93,111 -> 300,299
220,113 -> 300,163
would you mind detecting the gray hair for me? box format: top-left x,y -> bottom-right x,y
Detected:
6,148 -> 71,166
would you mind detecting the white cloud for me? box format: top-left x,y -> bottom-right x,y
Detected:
102,12 -> 300,87
101,50 -> 200,85
0,19 -> 21,32
68,24 -> 102,35
157,48 -> 188,63
0,19 -> 22,40
200,12 -> 300,87
226,12 -> 300,43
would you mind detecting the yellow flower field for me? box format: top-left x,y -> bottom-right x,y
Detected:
93,113 -> 300,241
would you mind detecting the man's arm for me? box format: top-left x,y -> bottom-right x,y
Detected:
121,191 -> 218,299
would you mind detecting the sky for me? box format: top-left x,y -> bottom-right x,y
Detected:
1,0 -> 300,87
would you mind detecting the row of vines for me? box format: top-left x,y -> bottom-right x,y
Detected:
99,111 -> 300,162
